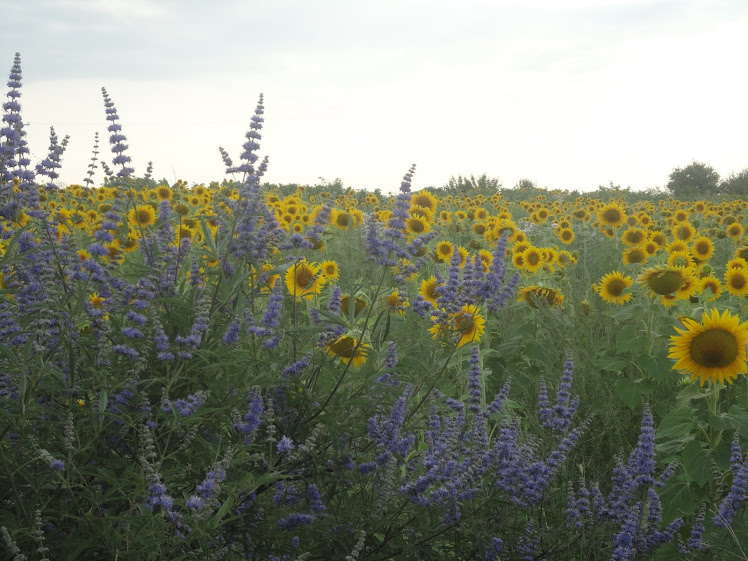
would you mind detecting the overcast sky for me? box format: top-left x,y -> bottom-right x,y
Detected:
1,0 -> 747,193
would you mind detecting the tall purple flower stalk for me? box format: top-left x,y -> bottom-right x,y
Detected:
35,126 -> 69,188
1,53 -> 37,214
101,87 -> 134,178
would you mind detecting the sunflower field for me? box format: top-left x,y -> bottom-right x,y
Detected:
1,53 -> 748,560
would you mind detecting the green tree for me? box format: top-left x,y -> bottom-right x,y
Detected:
666,161 -> 721,198
444,173 -> 501,193
720,168 -> 748,196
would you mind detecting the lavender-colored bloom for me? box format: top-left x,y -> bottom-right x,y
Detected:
277,513 -> 313,531
112,344 -> 139,359
281,354 -> 311,378
120,326 -> 143,339
50,459 -> 65,471
484,536 -> 503,561
277,436 -> 294,453
627,405 -> 656,486
686,505 -> 708,552
101,87 -> 134,177
34,126 -> 69,188
223,318 -> 242,344
611,503 -> 641,561
714,437 -> 748,528
164,390 -> 209,417
307,484 -> 326,515
235,389 -> 263,441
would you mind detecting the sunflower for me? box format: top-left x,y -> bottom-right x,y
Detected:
285,259 -> 324,299
89,292 -> 105,310
699,275 -> 722,300
666,249 -> 694,270
639,266 -> 687,296
595,271 -> 633,305
128,205 -> 156,228
518,286 -> 564,308
726,223 -> 744,239
520,247 -> 544,274
726,257 -> 748,271
724,267 -> 748,297
597,202 -> 626,228
331,209 -> 352,230
557,228 -> 575,245
477,249 -> 493,273
383,290 -> 408,315
326,335 -> 370,369
675,274 -> 700,301
734,245 -> 748,262
690,236 -> 715,262
672,222 -> 696,242
419,276 -> 442,307
669,308 -> 748,385
429,304 -> 486,348
155,185 -> 173,202
622,246 -> 648,265
405,216 -> 429,235
340,295 -> 368,318
411,191 -> 437,212
434,240 -> 455,263
621,227 -> 647,246
649,231 -> 667,248
319,260 -> 340,282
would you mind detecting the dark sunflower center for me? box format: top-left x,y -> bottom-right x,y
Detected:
603,209 -> 621,223
607,279 -> 626,297
626,231 -> 644,244
295,267 -> 313,288
329,337 -> 356,358
647,270 -> 684,295
695,242 -> 709,255
455,314 -> 475,333
628,250 -> 646,263
337,214 -> 350,226
690,329 -> 738,368
409,219 -> 425,233
562,231 -> 572,240
730,274 -> 746,289
527,253 -> 540,265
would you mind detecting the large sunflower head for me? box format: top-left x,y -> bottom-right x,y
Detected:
639,266 -> 688,296
411,191 -> 437,212
595,271 -> 633,305
669,309 -> 748,386
726,222 -> 744,239
597,202 -> 626,228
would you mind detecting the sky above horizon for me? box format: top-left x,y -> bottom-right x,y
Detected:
1,0 -> 748,193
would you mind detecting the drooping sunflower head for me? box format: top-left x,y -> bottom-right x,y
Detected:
518,286 -> 564,308
734,245 -> 748,262
639,266 -> 688,297
340,295 -> 368,318
595,271 -> 633,305
669,308 -> 748,385
326,335 -> 370,369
